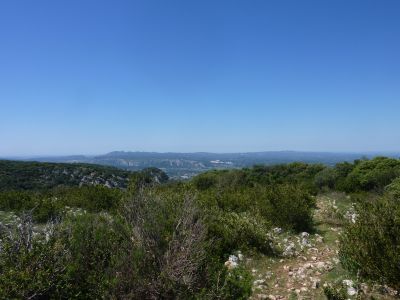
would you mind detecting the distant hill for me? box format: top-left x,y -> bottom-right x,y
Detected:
13,151 -> 400,180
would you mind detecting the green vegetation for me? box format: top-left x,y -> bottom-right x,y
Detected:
315,156 -> 400,193
0,160 -> 132,191
339,194 -> 400,289
0,156 -> 399,298
0,187 -> 123,222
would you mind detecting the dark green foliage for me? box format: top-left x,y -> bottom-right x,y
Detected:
219,267 -> 253,300
314,167 -> 338,190
339,194 -> 400,289
385,177 -> 400,198
0,214 -> 69,299
341,157 -> 400,192
246,162 -> 324,189
196,265 -> 253,300
196,182 -> 315,235
0,190 -> 58,223
333,162 -> 355,191
194,163 -> 324,194
54,185 -> 123,212
61,213 -> 129,298
0,160 -> 132,191
128,167 -> 169,194
206,209 -> 273,256
192,173 -> 218,190
193,168 -> 316,257
0,212 -> 131,299
323,285 -> 347,300
315,157 -> 400,193
0,190 -> 38,211
0,181 -> 257,299
259,184 -> 315,232
0,165 -> 167,223
141,167 -> 169,183
0,186 -> 123,222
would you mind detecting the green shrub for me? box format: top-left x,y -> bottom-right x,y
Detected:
333,162 -> 356,191
259,184 -> 316,232
343,157 -> 400,192
192,173 -> 218,190
385,177 -> 400,198
32,196 -> 60,222
247,163 -> 324,189
0,191 -> 59,223
61,213 -> 129,298
314,167 -> 338,190
192,163 -> 324,194
0,186 -> 124,223
0,190 -> 37,211
219,267 -> 253,300
56,185 -> 123,212
339,195 -> 400,289
207,210 -> 272,255
324,285 -> 347,300
197,265 -> 253,300
118,190 -> 210,299
128,167 -> 169,194
198,182 -> 315,234
0,212 -> 130,299
0,213 -> 69,298
197,185 -> 261,213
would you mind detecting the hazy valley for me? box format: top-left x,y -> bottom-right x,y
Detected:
12,151 -> 399,180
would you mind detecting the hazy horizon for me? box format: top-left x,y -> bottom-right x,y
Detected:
1,0 -> 399,156
2,149 -> 400,160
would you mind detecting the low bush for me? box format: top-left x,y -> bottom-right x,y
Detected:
219,267 -> 253,300
259,184 -> 316,232
117,189 -> 211,299
0,190 -> 38,212
61,213 -> 129,298
324,285 -> 347,300
314,167 -> 338,190
196,182 -> 315,258
339,194 -> 400,289
385,177 -> 400,198
0,186 -> 123,223
0,211 -> 130,299
207,209 -> 273,255
0,213 -> 69,299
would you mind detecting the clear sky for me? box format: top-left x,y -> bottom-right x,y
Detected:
0,0 -> 399,156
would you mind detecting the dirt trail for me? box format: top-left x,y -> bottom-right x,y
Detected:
248,195 -> 342,300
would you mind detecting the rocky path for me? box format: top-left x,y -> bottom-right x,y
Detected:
245,193 -> 400,300
247,195 -> 343,300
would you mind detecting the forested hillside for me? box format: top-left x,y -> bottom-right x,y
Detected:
0,157 -> 399,299
0,160 -> 133,190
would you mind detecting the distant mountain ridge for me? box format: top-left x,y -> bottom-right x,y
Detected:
12,151 -> 400,180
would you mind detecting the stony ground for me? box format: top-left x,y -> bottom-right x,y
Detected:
245,193 -> 399,300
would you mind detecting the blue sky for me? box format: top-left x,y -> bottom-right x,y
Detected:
0,0 -> 399,156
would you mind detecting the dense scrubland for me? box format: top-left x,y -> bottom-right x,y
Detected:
0,157 -> 399,299
0,160 -> 133,190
